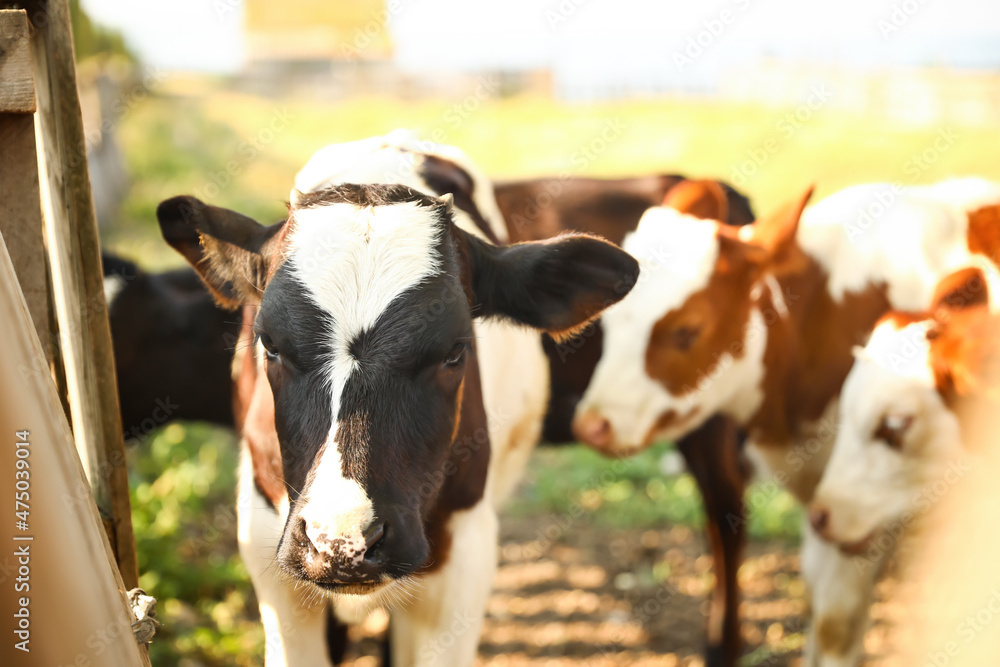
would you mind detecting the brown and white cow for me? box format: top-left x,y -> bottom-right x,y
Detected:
157,131 -> 639,666
811,264 -> 998,554
494,175 -> 754,443
573,177 -> 1000,666
497,176 -> 755,665
810,266 -> 1000,662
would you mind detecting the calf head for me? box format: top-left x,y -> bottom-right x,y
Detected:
810,267 -> 995,551
573,188 -> 812,453
158,184 -> 637,595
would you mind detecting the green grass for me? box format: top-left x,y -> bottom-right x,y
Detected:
129,423 -> 264,666
507,442 -> 802,540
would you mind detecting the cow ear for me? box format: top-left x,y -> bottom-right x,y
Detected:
461,231 -> 640,340
931,267 -> 989,320
746,186 -> 813,261
157,196 -> 285,309
662,179 -> 729,222
967,204 -> 1000,264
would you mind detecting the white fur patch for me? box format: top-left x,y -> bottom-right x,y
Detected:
292,129 -> 508,244
103,273 -> 127,305
288,199 -> 443,553
798,180 -> 1000,310
300,443 -> 374,566
858,319 -> 936,383
912,176 -> 1000,214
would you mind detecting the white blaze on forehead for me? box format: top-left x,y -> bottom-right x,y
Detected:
289,199 -> 443,551
615,207 -> 720,322
289,200 -> 443,406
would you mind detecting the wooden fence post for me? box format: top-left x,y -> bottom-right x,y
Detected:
0,10 -> 53,363
0,230 -> 152,667
2,0 -> 139,590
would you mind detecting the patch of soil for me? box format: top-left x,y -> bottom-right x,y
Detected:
339,516 -> 904,666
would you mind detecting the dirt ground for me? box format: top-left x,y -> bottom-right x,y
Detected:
337,516 -> 907,667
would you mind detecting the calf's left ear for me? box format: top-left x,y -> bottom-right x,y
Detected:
462,231 -> 640,339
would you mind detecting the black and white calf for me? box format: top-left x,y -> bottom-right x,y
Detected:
157,132 -> 639,666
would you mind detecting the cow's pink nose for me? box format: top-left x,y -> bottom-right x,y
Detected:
573,411 -> 613,449
808,504 -> 830,536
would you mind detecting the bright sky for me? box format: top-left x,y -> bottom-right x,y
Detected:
80,0 -> 1000,78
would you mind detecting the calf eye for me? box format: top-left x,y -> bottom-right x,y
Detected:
874,414 -> 913,450
670,325 -> 701,351
259,333 -> 281,363
443,342 -> 468,368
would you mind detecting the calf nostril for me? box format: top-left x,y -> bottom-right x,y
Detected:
574,412 -> 612,447
297,517 -> 314,550
363,521 -> 386,551
809,505 -> 830,534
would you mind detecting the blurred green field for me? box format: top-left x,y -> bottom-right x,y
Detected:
114,82 -> 1000,665
106,80 -> 1000,266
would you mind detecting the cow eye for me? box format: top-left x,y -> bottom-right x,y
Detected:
670,325 -> 701,351
874,414 -> 913,450
259,333 -> 281,362
443,342 -> 468,368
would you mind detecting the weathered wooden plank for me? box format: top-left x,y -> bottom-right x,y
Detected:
0,115 -> 53,357
19,0 -> 139,590
0,230 -> 151,667
0,10 -> 35,113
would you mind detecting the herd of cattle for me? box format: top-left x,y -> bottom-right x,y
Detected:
101,129 -> 1000,666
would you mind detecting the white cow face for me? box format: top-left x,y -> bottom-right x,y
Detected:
810,319 -> 964,551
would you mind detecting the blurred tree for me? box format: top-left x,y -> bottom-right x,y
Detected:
69,0 -> 135,62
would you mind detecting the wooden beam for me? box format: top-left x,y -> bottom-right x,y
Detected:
0,230 -> 151,667
19,0 -> 139,590
0,9 -> 34,113
0,10 -> 54,369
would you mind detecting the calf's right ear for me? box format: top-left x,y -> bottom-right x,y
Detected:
662,179 -> 729,222
462,231 -> 640,340
157,196 -> 285,309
